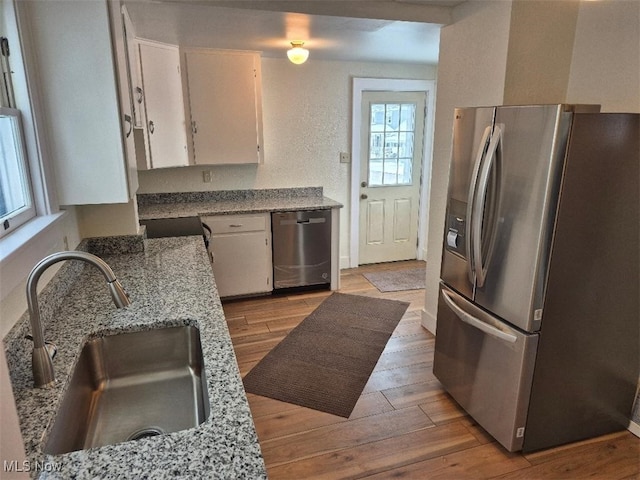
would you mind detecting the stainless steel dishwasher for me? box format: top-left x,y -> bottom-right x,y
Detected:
272,210 -> 331,290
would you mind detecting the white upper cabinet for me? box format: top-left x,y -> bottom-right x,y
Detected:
121,6 -> 144,129
24,0 -> 137,205
184,50 -> 264,165
137,41 -> 189,169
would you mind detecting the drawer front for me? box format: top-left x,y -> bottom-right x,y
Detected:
202,214 -> 267,234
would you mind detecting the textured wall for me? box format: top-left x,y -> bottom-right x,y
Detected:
137,57 -> 436,264
504,0 -> 579,105
567,0 -> 640,113
423,0 -> 513,332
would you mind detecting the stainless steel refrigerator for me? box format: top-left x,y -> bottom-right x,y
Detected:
433,104 -> 639,452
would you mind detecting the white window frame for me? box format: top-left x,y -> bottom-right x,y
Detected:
0,107 -> 36,237
0,0 -> 64,303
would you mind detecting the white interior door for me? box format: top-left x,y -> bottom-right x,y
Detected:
358,91 -> 426,265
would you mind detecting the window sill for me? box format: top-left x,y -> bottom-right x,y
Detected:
0,212 -> 66,301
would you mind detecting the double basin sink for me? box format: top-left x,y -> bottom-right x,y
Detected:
45,325 -> 210,455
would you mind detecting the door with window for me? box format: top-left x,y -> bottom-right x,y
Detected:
359,91 -> 426,264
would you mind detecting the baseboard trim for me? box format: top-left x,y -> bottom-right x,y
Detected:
421,308 -> 437,335
628,420 -> 640,438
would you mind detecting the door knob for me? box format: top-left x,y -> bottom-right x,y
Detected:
361,181 -> 368,188
360,194 -> 368,200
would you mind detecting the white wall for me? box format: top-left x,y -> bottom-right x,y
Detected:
138,57 -> 437,266
567,0 -> 640,113
0,210 -> 81,338
503,0 -> 579,105
422,0 -> 513,332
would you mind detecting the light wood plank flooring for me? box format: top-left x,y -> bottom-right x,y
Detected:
223,260 -> 640,479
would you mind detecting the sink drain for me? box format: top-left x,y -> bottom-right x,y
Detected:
127,427 -> 166,441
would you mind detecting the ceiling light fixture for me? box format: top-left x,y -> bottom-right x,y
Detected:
287,41 -> 309,65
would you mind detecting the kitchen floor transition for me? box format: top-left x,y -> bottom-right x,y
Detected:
223,260 -> 639,479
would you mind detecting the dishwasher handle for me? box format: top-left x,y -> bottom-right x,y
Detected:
279,217 -> 327,226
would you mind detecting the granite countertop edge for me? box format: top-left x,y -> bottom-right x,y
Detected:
137,193 -> 343,220
3,236 -> 267,479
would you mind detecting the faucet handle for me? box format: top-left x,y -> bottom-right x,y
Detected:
25,335 -> 57,359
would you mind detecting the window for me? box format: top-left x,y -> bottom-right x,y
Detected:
368,102 -> 417,186
0,107 -> 34,237
0,35 -> 35,237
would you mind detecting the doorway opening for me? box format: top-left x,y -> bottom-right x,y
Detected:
350,78 -> 436,268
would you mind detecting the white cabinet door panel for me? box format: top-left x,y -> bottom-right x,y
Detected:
210,232 -> 270,297
185,51 -> 262,165
138,42 -> 189,168
26,0 -> 131,204
202,214 -> 272,298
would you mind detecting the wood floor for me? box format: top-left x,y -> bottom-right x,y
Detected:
223,261 -> 640,479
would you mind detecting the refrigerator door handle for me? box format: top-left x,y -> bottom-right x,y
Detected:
441,289 -> 517,344
472,125 -> 503,288
466,126 -> 493,283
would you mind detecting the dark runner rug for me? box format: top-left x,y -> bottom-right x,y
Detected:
242,292 -> 409,418
363,267 -> 425,292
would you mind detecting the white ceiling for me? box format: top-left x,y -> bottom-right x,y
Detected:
124,0 -> 465,64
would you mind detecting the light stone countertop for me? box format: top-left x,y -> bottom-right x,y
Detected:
136,187 -> 343,220
3,236 -> 267,479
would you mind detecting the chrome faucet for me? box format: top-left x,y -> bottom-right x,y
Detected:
27,251 -> 131,388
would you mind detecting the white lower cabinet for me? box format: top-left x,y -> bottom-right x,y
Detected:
202,214 -> 272,298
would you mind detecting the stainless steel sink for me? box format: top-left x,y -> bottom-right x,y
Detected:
44,326 -> 210,454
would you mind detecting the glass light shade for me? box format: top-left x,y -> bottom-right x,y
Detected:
287,42 -> 309,64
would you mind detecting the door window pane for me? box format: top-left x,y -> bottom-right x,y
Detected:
385,103 -> 400,130
369,158 -> 383,186
398,157 -> 413,185
398,132 -> 414,158
400,103 -> 415,131
383,157 -> 398,185
368,102 -> 417,186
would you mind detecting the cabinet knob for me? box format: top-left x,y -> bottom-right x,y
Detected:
360,194 -> 368,200
148,120 -> 155,134
192,121 -> 198,134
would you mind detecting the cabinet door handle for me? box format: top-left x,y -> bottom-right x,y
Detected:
124,114 -> 133,138
192,120 -> 197,134
135,86 -> 143,104
229,224 -> 243,228
148,120 -> 155,134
